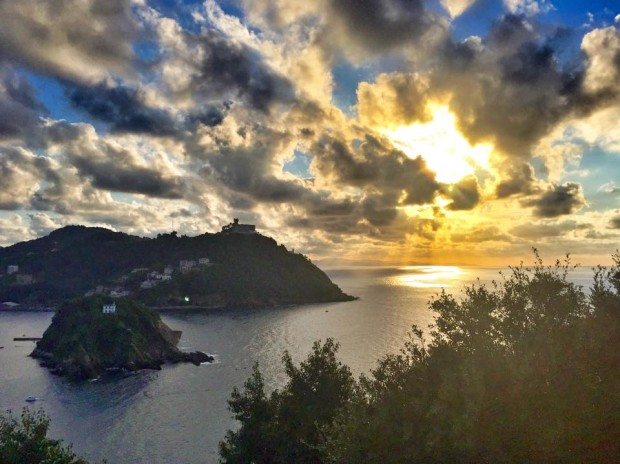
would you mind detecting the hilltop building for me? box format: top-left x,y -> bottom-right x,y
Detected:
102,303 -> 116,314
198,257 -> 211,265
221,218 -> 256,235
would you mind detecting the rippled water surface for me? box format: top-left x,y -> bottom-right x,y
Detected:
0,266 -> 595,464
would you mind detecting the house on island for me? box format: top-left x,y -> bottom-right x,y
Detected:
102,303 -> 116,314
198,257 -> 211,265
221,218 -> 256,235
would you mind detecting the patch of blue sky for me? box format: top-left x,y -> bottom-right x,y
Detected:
331,60 -> 376,114
563,146 -> 620,211
450,0 -> 505,41
22,71 -> 109,134
283,150 -> 313,179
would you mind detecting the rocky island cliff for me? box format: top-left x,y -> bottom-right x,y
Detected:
0,224 -> 354,308
31,297 -> 213,380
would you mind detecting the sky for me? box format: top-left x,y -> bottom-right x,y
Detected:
0,0 -> 618,266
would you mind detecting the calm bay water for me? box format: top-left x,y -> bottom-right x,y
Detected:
0,266 -> 595,464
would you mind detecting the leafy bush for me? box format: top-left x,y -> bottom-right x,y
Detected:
221,253 -> 620,463
0,409 -> 88,464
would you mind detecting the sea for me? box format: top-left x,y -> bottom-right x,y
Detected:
0,265 -> 596,464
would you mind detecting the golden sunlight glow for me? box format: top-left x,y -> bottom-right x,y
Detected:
383,105 -> 493,184
393,265 -> 466,288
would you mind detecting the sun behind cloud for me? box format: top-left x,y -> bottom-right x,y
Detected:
382,105 -> 493,184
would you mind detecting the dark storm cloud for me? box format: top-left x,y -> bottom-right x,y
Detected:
496,163 -> 537,198
609,214 -> 620,230
362,194 -> 399,227
0,0 -> 138,81
326,0 -> 444,54
72,157 -> 184,199
66,82 -> 226,135
311,134 -> 440,206
67,82 -> 179,135
444,176 -> 481,210
67,142 -> 185,199
0,70 -> 45,140
523,182 -> 586,218
180,30 -> 295,113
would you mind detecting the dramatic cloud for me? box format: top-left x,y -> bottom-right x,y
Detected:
154,19 -> 295,113
0,69 -> 45,140
66,81 -> 226,135
523,183 -> 586,218
496,163 -> 538,198
357,73 -> 432,128
324,0 -> 445,56
0,0 -> 617,264
67,82 -> 180,135
443,176 -> 482,210
0,0 -> 138,81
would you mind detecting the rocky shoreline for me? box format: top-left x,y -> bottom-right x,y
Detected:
31,347 -> 214,380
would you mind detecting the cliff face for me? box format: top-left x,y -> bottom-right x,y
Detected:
0,226 -> 354,307
31,297 -> 213,380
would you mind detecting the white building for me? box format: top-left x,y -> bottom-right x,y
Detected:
163,265 -> 174,275
110,288 -> 130,298
179,260 -> 197,273
198,257 -> 211,265
140,280 -> 158,289
7,265 -> 18,275
102,303 -> 116,314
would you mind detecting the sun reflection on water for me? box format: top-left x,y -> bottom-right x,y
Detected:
392,265 -> 466,288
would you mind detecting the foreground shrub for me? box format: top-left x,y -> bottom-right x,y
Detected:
221,253 -> 620,464
0,409 -> 88,464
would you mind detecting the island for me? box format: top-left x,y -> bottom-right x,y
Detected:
0,220 -> 354,309
31,297 -> 213,380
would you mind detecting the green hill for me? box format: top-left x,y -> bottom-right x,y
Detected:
31,296 -> 213,380
0,226 -> 354,308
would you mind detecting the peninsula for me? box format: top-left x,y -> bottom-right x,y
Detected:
31,297 -> 213,380
0,221 -> 354,309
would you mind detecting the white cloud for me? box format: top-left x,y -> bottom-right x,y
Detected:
440,0 -> 477,18
504,0 -> 553,16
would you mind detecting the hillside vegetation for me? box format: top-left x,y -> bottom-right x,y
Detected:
0,226 -> 353,307
32,296 -> 212,380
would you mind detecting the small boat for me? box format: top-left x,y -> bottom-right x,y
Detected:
25,396 -> 37,403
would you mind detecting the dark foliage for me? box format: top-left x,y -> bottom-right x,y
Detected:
221,252 -> 620,464
220,340 -> 355,464
0,409 -> 88,464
